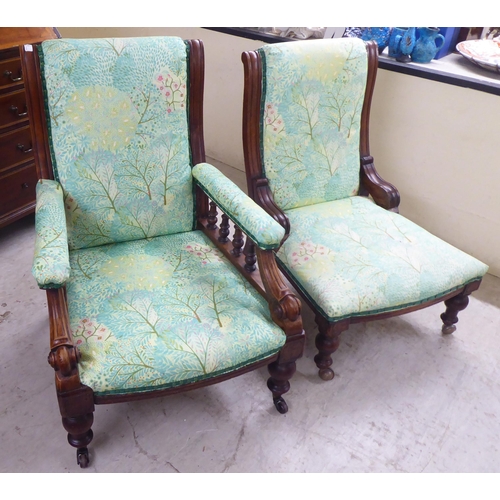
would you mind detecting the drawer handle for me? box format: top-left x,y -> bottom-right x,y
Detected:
21,183 -> 29,189
9,105 -> 28,118
17,143 -> 33,154
3,69 -> 22,82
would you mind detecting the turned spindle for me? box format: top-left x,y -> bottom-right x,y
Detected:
218,214 -> 230,243
207,201 -> 218,230
232,225 -> 244,257
244,240 -> 257,272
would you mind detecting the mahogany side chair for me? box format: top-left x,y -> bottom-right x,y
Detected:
23,36 -> 304,468
241,38 -> 488,381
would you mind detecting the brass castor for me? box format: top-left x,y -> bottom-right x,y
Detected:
319,367 -> 335,381
77,447 -> 90,468
442,324 -> 457,335
273,396 -> 288,414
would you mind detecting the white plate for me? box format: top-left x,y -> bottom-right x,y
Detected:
456,39 -> 500,73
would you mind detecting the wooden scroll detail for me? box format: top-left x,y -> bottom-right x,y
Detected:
254,178 -> 290,239
360,156 -> 401,212
256,248 -> 304,342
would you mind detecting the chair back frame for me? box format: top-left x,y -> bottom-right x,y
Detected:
242,40 -> 401,225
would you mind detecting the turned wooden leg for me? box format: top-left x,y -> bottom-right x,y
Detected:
62,412 -> 94,468
267,360 -> 296,414
56,385 -> 95,468
440,292 -> 470,335
314,317 -> 349,381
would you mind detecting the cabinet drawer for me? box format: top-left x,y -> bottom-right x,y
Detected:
0,125 -> 34,172
0,89 -> 29,129
0,164 -> 38,216
0,58 -> 23,90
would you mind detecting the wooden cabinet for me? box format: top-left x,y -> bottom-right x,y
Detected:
0,28 -> 59,228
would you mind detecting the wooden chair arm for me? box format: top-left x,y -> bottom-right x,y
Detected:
192,163 -> 285,250
360,156 -> 401,213
46,288 -> 83,393
196,189 -> 303,339
253,178 -> 290,241
358,43 -> 400,213
255,248 -> 304,339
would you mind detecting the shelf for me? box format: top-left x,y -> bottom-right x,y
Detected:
204,28 -> 500,96
378,51 -> 500,96
206,27 -> 296,44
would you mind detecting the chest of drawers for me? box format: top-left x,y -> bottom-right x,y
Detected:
0,28 -> 59,228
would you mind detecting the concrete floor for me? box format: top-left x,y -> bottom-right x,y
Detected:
1,160 -> 500,473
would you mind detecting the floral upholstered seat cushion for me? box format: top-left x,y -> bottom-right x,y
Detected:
39,37 -> 195,250
67,231 -> 285,396
277,196 -> 489,321
259,38 -> 368,210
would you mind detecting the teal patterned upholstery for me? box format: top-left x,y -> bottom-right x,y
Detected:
193,163 -> 285,249
39,37 -> 195,250
277,197 -> 489,321
33,36 -> 290,396
32,179 -> 71,288
256,38 -> 488,323
259,38 -> 368,210
67,231 -> 285,396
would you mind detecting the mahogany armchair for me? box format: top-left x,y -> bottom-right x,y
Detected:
241,38 -> 488,381
23,36 -> 304,468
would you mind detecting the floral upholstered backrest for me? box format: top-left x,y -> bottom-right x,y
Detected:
259,38 -> 368,210
39,37 -> 195,250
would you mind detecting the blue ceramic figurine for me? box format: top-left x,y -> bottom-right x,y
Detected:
388,27 -> 416,62
411,27 -> 445,63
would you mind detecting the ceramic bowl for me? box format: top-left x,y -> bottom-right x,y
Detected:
456,39 -> 500,73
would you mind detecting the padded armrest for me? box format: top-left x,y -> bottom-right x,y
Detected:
32,179 -> 70,289
192,163 -> 285,250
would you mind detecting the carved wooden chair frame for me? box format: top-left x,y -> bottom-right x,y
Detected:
241,40 -> 482,381
22,39 -> 305,467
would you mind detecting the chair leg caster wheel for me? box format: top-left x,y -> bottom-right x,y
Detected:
442,324 -> 456,335
273,397 -> 288,414
77,447 -> 90,468
319,368 -> 334,381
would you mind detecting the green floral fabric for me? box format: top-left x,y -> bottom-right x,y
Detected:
39,37 -> 194,250
277,196 -> 489,321
67,230 -> 286,396
32,179 -> 71,288
259,38 -> 368,210
192,163 -> 285,249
